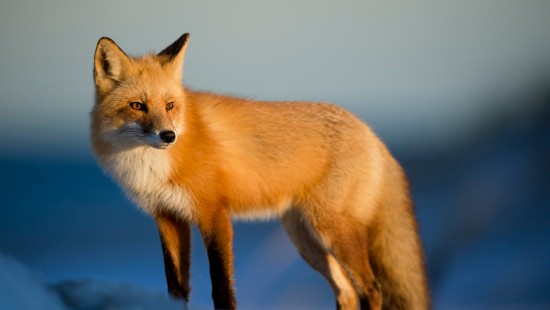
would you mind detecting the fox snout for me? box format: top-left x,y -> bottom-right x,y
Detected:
104,122 -> 178,150
160,130 -> 176,143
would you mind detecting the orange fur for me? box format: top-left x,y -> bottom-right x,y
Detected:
91,33 -> 429,310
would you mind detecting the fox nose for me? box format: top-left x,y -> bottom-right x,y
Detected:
160,130 -> 176,143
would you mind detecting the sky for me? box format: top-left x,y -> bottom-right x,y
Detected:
1,0 -> 549,159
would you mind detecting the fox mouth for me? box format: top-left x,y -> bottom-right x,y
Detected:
143,137 -> 174,149
154,143 -> 171,150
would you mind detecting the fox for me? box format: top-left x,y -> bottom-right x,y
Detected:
90,33 -> 429,310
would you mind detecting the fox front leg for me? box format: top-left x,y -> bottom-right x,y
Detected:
198,209 -> 236,309
156,214 -> 192,301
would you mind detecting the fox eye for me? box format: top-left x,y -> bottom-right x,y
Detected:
130,102 -> 144,111
166,102 -> 174,110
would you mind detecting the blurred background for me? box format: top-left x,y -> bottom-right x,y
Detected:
1,0 -> 549,309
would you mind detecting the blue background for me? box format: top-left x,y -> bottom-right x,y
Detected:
1,1 -> 549,309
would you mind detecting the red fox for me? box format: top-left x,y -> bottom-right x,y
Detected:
91,33 -> 429,310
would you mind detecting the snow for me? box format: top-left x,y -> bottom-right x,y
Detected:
0,253 -> 65,310
0,252 -> 186,310
53,280 -> 185,310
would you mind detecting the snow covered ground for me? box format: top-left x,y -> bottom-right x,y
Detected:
0,252 -> 186,310
0,253 -> 65,310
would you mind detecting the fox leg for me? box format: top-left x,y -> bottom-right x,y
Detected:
156,214 -> 192,301
308,213 -> 382,310
282,209 -> 359,310
197,209 -> 236,310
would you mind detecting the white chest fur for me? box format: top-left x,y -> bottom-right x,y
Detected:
100,147 -> 194,220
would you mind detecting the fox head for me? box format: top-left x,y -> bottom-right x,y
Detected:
91,34 -> 190,151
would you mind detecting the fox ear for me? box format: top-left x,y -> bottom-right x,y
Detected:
158,33 -> 190,82
94,37 -> 130,91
